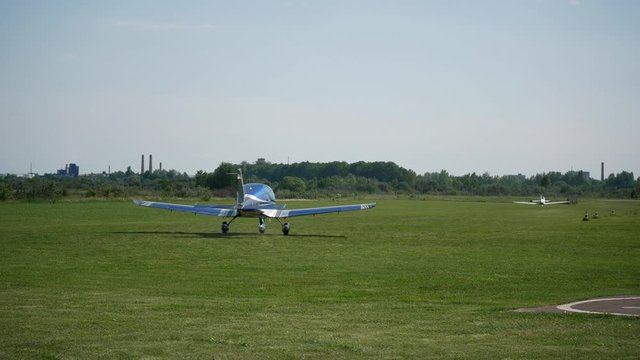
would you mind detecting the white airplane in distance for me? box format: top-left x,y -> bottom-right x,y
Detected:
514,195 -> 570,206
133,169 -> 376,235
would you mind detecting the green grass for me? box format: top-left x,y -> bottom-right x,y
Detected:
1,198 -> 639,359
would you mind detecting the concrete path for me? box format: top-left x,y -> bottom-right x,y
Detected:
516,296 -> 640,316
556,296 -> 640,316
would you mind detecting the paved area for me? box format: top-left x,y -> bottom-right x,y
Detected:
516,296 -> 640,316
556,296 -> 640,316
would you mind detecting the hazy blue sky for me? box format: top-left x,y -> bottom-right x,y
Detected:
1,0 -> 638,177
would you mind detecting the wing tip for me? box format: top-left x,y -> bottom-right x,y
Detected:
133,199 -> 151,207
362,203 -> 377,210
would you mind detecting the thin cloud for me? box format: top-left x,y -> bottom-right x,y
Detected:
55,52 -> 80,62
108,19 -> 215,32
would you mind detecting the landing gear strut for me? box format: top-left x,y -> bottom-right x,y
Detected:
221,216 -> 238,234
221,217 -> 290,235
274,218 -> 290,235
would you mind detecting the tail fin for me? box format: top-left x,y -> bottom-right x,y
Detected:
226,168 -> 245,206
235,169 -> 244,206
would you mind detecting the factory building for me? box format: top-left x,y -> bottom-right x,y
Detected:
57,163 -> 79,177
140,154 -> 158,174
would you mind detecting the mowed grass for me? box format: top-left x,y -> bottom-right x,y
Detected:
0,198 -> 638,359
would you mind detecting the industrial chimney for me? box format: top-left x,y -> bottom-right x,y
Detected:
601,162 -> 604,181
141,154 -> 145,175
149,154 -> 153,173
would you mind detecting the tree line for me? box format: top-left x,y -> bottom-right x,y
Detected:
1,161 -> 638,202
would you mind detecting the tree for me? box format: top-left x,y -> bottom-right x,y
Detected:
195,170 -> 208,187
605,171 -> 635,189
209,163 -> 237,190
278,176 -> 306,193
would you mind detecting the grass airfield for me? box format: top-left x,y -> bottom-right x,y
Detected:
1,198 -> 638,359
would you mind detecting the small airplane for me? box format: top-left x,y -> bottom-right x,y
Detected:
514,195 -> 570,206
133,169 -> 376,235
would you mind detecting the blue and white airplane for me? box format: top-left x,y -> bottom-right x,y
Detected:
133,169 -> 376,235
514,195 -> 570,206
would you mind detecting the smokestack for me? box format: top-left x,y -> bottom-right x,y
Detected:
141,154 -> 145,175
601,162 -> 604,181
149,154 -> 153,173
159,162 -> 162,171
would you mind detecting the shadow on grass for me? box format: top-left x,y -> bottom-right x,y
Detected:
113,231 -> 346,239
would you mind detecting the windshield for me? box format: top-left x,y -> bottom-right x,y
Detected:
243,183 -> 276,203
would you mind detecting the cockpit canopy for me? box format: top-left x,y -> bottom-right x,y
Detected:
243,183 -> 276,204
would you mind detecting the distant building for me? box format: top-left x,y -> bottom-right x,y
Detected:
68,163 -> 79,177
57,163 -> 79,177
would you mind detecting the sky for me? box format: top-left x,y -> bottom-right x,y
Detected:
1,0 -> 638,177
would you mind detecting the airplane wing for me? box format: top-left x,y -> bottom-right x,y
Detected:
261,203 -> 376,218
514,201 -> 538,205
545,200 -> 570,205
133,199 -> 237,217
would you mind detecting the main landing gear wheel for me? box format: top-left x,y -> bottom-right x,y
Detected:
282,222 -> 290,235
221,221 -> 229,234
259,218 -> 266,234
